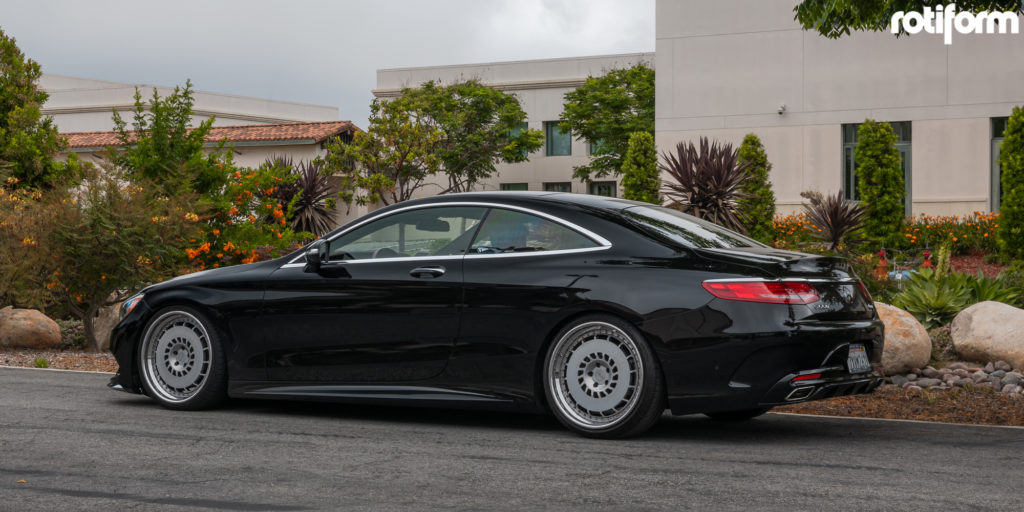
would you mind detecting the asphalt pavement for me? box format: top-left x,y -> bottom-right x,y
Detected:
1,366 -> 1022,511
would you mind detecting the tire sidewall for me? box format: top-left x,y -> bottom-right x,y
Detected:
543,314 -> 664,438
137,305 -> 227,410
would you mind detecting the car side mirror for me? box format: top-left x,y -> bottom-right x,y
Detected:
303,240 -> 326,273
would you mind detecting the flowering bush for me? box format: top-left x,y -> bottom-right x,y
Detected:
0,184 -> 61,310
181,158 -> 307,271
771,213 -> 814,250
897,212 -> 999,254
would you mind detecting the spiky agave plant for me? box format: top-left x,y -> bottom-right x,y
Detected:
802,190 -> 866,251
262,157 -> 339,237
659,137 -> 751,233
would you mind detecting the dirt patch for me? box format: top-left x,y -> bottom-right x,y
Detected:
950,254 -> 1007,278
777,386 -> 1024,427
0,349 -> 117,373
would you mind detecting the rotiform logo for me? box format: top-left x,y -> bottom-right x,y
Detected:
890,3 -> 1020,45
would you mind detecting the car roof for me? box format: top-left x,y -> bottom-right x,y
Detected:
408,191 -> 651,212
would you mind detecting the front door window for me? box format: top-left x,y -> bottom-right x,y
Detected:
330,206 -> 486,260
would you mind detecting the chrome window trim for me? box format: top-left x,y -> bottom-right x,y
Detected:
281,201 -> 613,268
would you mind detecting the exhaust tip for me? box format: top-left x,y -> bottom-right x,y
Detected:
785,386 -> 815,401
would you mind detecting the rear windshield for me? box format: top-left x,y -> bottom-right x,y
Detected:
620,206 -> 765,249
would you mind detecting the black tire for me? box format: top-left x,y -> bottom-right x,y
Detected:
543,314 -> 665,439
704,407 -> 773,421
137,306 -> 228,410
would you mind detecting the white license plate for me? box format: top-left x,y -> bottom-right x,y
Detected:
847,344 -> 871,374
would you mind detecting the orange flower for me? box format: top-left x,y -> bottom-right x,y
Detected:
212,229 -> 220,236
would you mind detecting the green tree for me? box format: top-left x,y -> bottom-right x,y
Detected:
854,119 -> 905,245
620,131 -> 660,204
395,80 -> 543,193
795,0 -> 1022,38
736,134 -> 777,243
112,80 -> 227,195
0,28 -> 74,189
998,106 -> 1024,259
52,163 -> 201,351
559,63 -> 655,181
321,98 -> 443,206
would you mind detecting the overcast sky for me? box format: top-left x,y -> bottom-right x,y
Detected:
1,0 -> 655,129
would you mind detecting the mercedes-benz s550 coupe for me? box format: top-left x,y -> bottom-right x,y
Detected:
109,192 -> 883,438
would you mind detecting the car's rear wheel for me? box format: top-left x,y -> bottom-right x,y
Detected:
543,315 -> 664,438
704,407 -> 773,421
138,307 -> 227,410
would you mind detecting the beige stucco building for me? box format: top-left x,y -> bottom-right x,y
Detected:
655,0 -> 1024,216
377,0 -> 1023,217
374,53 -> 654,198
41,74 -> 339,133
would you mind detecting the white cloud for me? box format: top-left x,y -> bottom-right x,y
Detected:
0,0 -> 654,129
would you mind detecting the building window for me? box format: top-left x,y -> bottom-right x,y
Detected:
841,121 -> 912,216
545,121 -> 571,156
589,181 -> 617,197
509,121 -> 529,158
500,183 -> 528,191
588,139 -> 608,155
993,117 -> 1009,211
543,182 -> 572,192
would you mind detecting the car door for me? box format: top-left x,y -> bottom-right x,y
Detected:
259,205 -> 486,382
448,206 -> 610,389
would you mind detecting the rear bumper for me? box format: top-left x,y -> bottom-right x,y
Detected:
658,315 -> 884,416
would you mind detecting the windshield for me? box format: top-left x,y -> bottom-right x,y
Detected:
620,206 -> 765,249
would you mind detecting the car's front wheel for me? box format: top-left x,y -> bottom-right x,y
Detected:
543,315 -> 664,438
137,306 -> 227,410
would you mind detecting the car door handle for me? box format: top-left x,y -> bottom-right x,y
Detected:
409,266 -> 446,278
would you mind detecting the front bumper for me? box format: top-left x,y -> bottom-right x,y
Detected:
106,301 -> 151,395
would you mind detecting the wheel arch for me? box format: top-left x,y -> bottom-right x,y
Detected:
532,305 -> 668,412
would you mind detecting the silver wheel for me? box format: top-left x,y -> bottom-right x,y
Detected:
547,321 -> 644,431
140,311 -> 213,404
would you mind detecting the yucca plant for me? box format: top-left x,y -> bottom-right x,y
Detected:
660,137 -> 751,233
801,190 -> 866,252
891,268 -> 970,329
968,270 -> 1020,305
262,157 -> 338,237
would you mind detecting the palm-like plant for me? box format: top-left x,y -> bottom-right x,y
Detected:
660,137 -> 750,233
262,157 -> 338,237
801,190 -> 866,251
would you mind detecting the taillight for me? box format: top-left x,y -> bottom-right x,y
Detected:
856,280 -> 873,303
701,280 -> 820,305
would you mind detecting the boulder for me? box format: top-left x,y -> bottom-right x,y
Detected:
951,302 -> 1024,370
875,302 -> 932,375
0,307 -> 61,349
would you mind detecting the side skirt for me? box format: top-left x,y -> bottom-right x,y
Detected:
227,381 -> 537,412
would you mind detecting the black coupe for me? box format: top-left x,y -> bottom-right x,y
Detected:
109,192 -> 884,438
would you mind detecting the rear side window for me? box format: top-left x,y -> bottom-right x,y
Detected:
469,208 -> 598,254
621,206 -> 764,249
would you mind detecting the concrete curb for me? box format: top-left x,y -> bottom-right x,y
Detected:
771,411 -> 1024,430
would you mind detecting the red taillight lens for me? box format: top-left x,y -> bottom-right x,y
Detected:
792,373 -> 822,382
701,281 -> 820,305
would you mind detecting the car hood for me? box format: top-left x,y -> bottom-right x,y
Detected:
143,259 -> 281,293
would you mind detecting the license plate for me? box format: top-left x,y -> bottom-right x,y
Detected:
847,344 -> 871,374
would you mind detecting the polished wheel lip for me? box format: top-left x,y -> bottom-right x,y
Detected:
548,321 -> 644,431
139,311 -> 212,404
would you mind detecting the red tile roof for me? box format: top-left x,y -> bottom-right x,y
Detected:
63,120 -> 358,149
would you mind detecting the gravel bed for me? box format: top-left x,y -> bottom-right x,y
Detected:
0,350 -> 117,373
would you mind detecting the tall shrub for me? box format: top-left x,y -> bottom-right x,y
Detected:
998,106 -> 1024,259
736,134 -> 776,242
620,131 -> 660,204
0,28 -> 75,189
854,119 -> 905,245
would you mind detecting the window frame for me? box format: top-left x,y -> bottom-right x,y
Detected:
841,121 -> 912,216
543,182 -> 572,193
589,181 -> 617,197
544,121 -> 572,156
500,183 -> 529,191
282,202 -> 612,267
992,116 -> 1009,212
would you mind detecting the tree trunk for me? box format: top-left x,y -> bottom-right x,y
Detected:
81,303 -> 103,353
